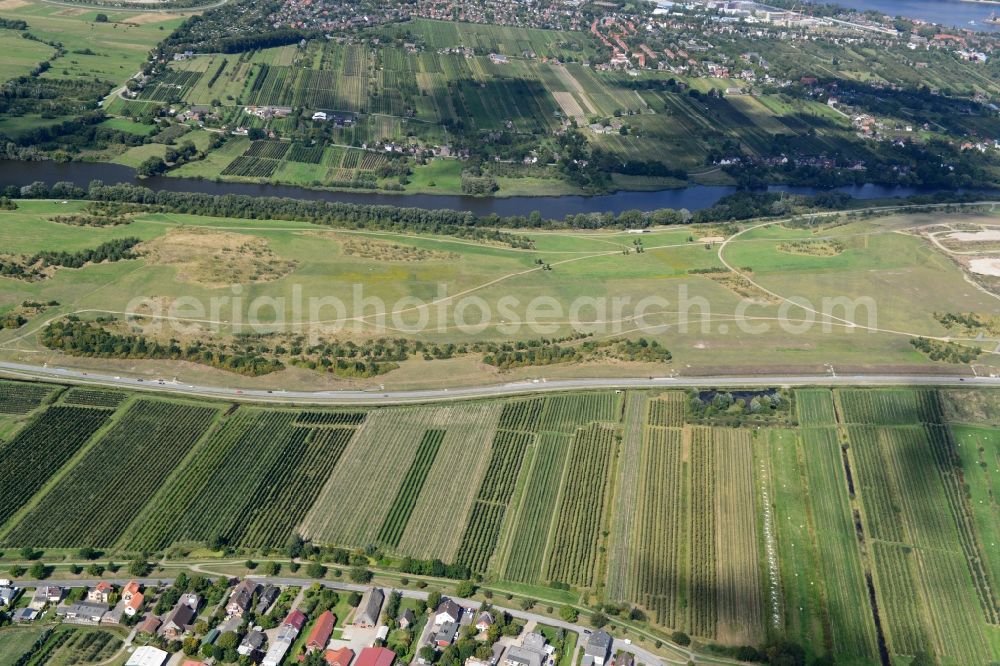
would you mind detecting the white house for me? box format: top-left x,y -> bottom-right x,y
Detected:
434,599 -> 462,626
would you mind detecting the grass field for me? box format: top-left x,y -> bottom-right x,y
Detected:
0,381 -> 996,663
1,203 -> 998,389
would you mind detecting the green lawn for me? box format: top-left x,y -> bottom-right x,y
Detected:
0,627 -> 46,666
0,31 -> 55,82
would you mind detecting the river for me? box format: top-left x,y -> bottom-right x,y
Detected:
0,159 -> 977,217
808,0 -> 1000,32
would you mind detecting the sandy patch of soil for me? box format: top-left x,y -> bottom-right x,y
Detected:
947,230 -> 1000,242
125,11 -> 186,24
968,257 -> 1000,277
139,228 -> 297,286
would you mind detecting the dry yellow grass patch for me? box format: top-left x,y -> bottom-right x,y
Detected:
125,11 -> 186,25
0,0 -> 29,10
706,271 -> 778,303
339,236 -> 459,262
139,228 -> 297,286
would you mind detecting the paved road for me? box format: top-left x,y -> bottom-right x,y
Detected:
11,576 -> 727,665
0,360 -> 995,405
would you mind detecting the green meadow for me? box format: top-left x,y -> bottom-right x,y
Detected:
1,202 -> 998,388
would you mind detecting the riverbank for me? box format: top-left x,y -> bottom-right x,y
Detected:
3,159 -> 992,217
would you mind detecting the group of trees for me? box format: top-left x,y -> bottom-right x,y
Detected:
41,318 -> 285,376
0,237 -> 141,281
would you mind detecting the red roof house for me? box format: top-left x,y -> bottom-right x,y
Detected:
285,609 -> 307,631
355,647 -> 396,666
307,611 -> 337,652
122,581 -> 141,601
325,647 -> 355,666
124,592 -> 145,616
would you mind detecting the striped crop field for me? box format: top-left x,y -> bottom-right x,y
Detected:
498,432 -> 572,582
795,388 -> 836,425
0,380 -> 57,414
545,423 -> 618,587
606,392 -> 648,602
0,382 -> 995,664
2,399 -> 219,548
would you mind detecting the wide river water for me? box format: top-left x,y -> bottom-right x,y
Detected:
809,0 -> 1000,31
0,159 -> 985,217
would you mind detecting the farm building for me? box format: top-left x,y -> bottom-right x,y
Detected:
307,610 -> 336,652
56,600 -> 108,624
12,608 -> 38,623
355,588 -> 384,627
125,646 -> 169,666
136,616 -> 161,635
325,647 -> 355,666
355,647 -> 396,666
398,608 -> 416,629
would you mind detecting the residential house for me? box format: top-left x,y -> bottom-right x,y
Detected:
505,633 -> 547,666
435,621 -> 458,647
398,608 -> 416,629
162,600 -> 197,639
88,582 -> 113,604
307,610 -> 336,653
125,593 -> 145,617
227,579 -> 258,617
56,600 -> 108,625
29,586 -> 62,610
325,647 -> 354,666
355,647 -> 396,666
238,630 -> 266,657
0,585 -> 17,608
584,631 -> 612,666
122,581 -> 141,602
256,585 -> 280,614
475,612 -> 494,633
434,599 -> 462,626
355,588 -> 384,627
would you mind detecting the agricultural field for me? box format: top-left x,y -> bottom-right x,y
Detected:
0,381 -> 996,663
115,18 -> 913,194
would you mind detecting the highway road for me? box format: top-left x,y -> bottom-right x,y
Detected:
0,360 -> 996,405
10,576 -> 721,665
